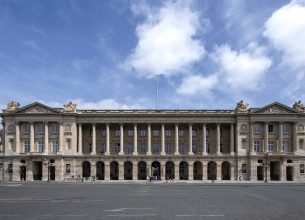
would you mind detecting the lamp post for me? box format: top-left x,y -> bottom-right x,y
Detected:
44,161 -> 55,182
263,152 -> 270,183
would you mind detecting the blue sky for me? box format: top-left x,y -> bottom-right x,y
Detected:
1,0 -> 305,110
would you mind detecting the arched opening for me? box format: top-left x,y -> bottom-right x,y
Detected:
20,165 -> 26,181
179,161 -> 189,180
138,161 -> 147,180
82,161 -> 91,178
193,161 -> 202,180
124,161 -> 133,180
221,161 -> 231,180
286,166 -> 294,181
165,161 -> 175,180
50,166 -> 55,181
208,161 -> 217,180
270,161 -> 280,181
96,161 -> 105,180
151,161 -> 161,180
110,161 -> 119,180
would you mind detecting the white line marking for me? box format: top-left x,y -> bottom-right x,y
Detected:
104,207 -> 152,212
107,214 -> 156,217
176,214 -> 225,217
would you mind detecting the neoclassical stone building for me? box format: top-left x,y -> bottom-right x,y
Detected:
1,100 -> 305,182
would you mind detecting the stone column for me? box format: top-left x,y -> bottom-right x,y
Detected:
279,122 -> 283,153
174,162 -> 180,180
106,124 -> 110,155
133,162 -> 138,180
161,124 -> 166,155
147,124 -> 152,155
174,124 -> 179,155
293,122 -> 298,152
78,124 -> 82,154
230,163 -> 235,181
30,122 -> 34,152
161,162 -> 165,180
203,124 -> 207,155
217,162 -> 221,181
264,122 -> 269,153
91,162 -> 96,178
119,124 -> 124,155
216,124 -> 221,154
133,124 -> 138,155
44,122 -> 48,154
249,122 -> 254,153
119,162 -> 124,180
188,161 -> 193,180
92,124 -> 96,155
59,122 -> 63,153
15,122 -> 20,154
202,163 -> 207,180
230,124 -> 234,155
104,162 -> 110,180
188,124 -> 193,155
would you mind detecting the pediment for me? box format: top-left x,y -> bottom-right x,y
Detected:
15,102 -> 59,114
252,102 -> 299,114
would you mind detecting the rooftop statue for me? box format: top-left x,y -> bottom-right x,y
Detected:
293,100 -> 305,112
6,101 -> 20,111
236,100 -> 249,113
63,101 -> 77,112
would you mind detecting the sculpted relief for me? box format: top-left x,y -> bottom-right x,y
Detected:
293,100 -> 305,113
235,100 -> 249,113
63,101 -> 77,113
6,101 -> 20,111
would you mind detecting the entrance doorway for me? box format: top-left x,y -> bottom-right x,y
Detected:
165,161 -> 175,179
151,161 -> 161,180
82,161 -> 91,178
286,166 -> 294,181
207,161 -> 217,180
110,161 -> 119,180
124,161 -> 133,180
96,161 -> 105,180
20,166 -> 26,181
221,161 -> 231,180
50,166 -> 55,181
179,161 -> 188,180
270,161 -> 280,181
257,166 -> 264,181
193,161 -> 202,180
33,161 -> 42,180
138,161 -> 147,180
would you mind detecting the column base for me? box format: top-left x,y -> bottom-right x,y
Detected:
188,152 -> 194,156
132,152 -> 138,156
105,152 -> 110,155
202,152 -> 207,156
161,152 -> 166,156
174,152 -> 180,155
147,152 -> 152,156
230,152 -> 235,156
91,152 -> 96,155
119,152 -> 125,155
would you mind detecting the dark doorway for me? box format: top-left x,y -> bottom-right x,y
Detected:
20,166 -> 26,181
286,166 -> 293,181
221,161 -> 231,180
82,161 -> 91,178
124,161 -> 133,180
179,161 -> 188,180
138,161 -> 147,180
208,161 -> 217,180
151,161 -> 161,180
50,166 -> 55,181
270,161 -> 280,181
257,166 -> 264,181
96,161 -> 105,180
33,161 -> 42,180
193,161 -> 202,180
165,161 -> 175,179
110,161 -> 119,180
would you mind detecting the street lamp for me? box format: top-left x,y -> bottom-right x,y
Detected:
44,161 -> 55,182
262,152 -> 270,183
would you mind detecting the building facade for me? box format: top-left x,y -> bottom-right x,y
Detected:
1,100 -> 305,182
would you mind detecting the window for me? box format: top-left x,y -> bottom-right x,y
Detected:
66,138 -> 71,150
127,128 -> 133,137
268,141 -> 274,152
100,143 -> 106,154
152,129 -> 159,137
268,124 -> 274,133
8,164 -> 13,174
114,143 -> 120,154
66,164 -> 71,174
220,143 -> 223,153
254,141 -> 260,152
52,140 -> 59,153
165,143 -> 171,154
101,128 -> 106,137
220,128 -> 223,137
24,140 -> 30,152
178,129 -> 184,137
300,164 -> 304,174
140,143 -> 146,154
206,143 -> 211,153
37,124 -> 44,134
24,124 -> 30,134
114,128 -> 120,137
282,124 -> 289,133
179,143 -> 185,154
38,141 -> 44,153
52,124 -> 59,133
127,143 -> 133,154
152,143 -> 159,154
299,139 -> 304,149
192,129 -> 197,137
140,129 -> 146,137
282,141 -> 289,152
206,128 -> 210,136
165,129 -> 171,137
192,143 -> 197,154
254,124 -> 261,133
242,164 -> 247,173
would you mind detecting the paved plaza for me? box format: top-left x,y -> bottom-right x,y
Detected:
0,182 -> 305,219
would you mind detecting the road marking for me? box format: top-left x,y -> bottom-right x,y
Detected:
104,208 -> 152,212
0,184 -> 21,187
107,214 -> 156,217
176,214 -> 225,217
40,214 -> 88,217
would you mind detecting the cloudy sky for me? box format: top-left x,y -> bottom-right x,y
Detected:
0,0 -> 305,110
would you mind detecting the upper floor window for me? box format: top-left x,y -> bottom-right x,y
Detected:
220,143 -> 223,153
300,164 -> 304,174
51,124 -> 59,133
100,143 -> 106,154
24,124 -> 30,134
140,143 -> 146,154
192,143 -> 198,154
268,141 -> 274,152
206,143 -> 211,153
101,128 -> 106,137
24,140 -> 30,152
254,141 -> 260,152
192,129 -> 197,137
165,143 -> 171,154
268,124 -> 274,133
178,129 -> 184,137
38,141 -> 44,152
127,143 -> 133,154
206,128 -> 210,136
152,129 -> 159,137
220,128 -> 223,137
152,143 -> 159,154
254,124 -> 261,133
282,124 -> 289,133
127,128 -> 133,137
114,143 -> 120,154
140,129 -> 146,137
52,140 -> 59,153
179,143 -> 185,154
114,128 -> 120,137
165,129 -> 171,137
282,141 -> 289,152
37,124 -> 44,134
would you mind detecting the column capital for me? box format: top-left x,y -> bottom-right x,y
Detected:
91,123 -> 96,126
15,121 -> 20,125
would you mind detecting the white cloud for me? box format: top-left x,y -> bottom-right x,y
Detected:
73,99 -> 142,109
212,43 -> 272,91
125,0 -> 206,78
264,0 -> 305,69
176,74 -> 218,96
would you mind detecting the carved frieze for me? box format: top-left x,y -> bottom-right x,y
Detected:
26,106 -> 52,114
